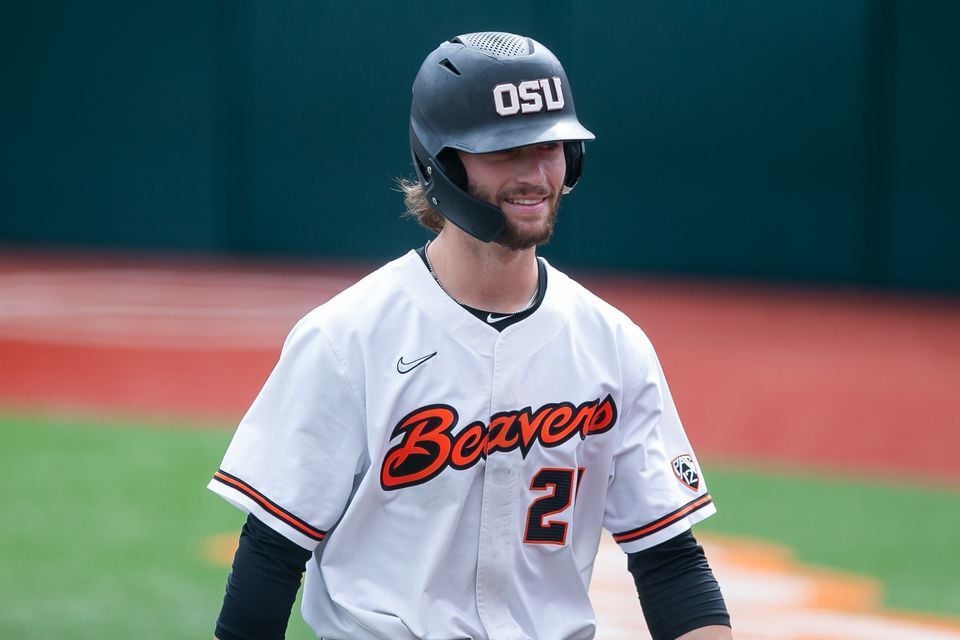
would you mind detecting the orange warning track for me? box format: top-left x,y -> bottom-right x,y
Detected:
2,251 -> 959,483
587,275 -> 960,484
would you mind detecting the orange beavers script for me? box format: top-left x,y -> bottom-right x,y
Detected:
380,395 -> 618,490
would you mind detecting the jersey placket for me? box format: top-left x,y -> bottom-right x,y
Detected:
475,330 -> 527,640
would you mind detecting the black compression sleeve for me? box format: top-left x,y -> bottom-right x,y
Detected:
215,514 -> 313,640
627,529 -> 731,640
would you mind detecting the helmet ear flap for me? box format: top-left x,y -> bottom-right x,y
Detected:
412,146 -> 467,192
562,141 -> 585,193
437,149 -> 468,190
410,128 -> 505,242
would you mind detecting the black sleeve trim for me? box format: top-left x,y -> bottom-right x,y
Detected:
627,529 -> 731,640
215,514 -> 313,640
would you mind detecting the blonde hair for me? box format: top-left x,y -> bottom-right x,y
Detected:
397,178 -> 445,233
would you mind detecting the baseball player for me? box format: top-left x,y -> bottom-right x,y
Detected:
210,32 -> 732,640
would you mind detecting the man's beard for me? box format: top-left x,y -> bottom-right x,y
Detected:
470,186 -> 563,251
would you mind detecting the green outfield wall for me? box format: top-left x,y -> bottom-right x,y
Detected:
2,1 -> 957,290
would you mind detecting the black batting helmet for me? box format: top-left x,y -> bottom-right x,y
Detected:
410,32 -> 595,242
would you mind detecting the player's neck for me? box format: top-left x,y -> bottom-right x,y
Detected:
426,229 -> 539,313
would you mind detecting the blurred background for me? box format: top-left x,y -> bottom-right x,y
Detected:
2,1 -> 958,289
1,2 -> 959,639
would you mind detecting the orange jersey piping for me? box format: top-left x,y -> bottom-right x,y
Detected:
213,469 -> 326,542
612,494 -> 713,544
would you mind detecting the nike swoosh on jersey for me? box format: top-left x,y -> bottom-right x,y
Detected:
396,351 -> 438,374
486,313 -> 513,323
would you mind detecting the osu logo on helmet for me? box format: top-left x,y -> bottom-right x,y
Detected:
493,77 -> 565,116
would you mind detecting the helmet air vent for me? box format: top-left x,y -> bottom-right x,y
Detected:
438,58 -> 461,76
453,32 -> 531,58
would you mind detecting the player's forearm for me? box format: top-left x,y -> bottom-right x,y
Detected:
675,625 -> 733,639
214,515 -> 310,640
627,531 -> 731,639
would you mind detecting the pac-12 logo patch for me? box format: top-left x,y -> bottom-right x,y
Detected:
671,454 -> 700,491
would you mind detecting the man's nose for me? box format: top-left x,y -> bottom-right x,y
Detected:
513,149 -> 548,184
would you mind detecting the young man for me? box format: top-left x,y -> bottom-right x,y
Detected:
211,32 -> 732,640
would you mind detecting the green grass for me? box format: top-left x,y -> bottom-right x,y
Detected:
698,462 -> 960,618
0,413 -> 317,640
0,413 -> 958,638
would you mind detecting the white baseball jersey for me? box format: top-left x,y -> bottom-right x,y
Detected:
209,250 -> 716,640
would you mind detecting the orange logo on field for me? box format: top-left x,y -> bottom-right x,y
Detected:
380,395 -> 617,490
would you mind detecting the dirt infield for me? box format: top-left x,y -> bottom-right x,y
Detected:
588,533 -> 960,639
2,251 -> 958,482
